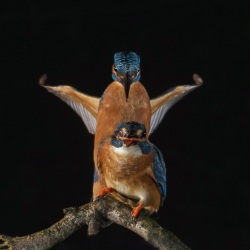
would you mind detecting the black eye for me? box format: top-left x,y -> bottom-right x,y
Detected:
142,131 -> 146,137
114,68 -> 117,72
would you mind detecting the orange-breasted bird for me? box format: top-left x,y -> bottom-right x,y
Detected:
39,51 -> 202,217
96,120 -> 166,217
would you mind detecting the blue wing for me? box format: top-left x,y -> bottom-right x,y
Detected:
150,143 -> 167,205
93,169 -> 99,183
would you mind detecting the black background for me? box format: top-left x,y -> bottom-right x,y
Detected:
0,1 -> 249,249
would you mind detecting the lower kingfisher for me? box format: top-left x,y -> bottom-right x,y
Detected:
39,51 -> 202,217
96,121 -> 166,216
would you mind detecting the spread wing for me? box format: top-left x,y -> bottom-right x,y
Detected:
150,143 -> 167,205
149,74 -> 203,135
39,74 -> 99,134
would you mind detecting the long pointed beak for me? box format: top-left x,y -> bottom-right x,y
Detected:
123,73 -> 130,100
114,72 -> 139,100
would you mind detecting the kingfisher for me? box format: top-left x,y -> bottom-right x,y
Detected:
96,121 -> 166,217
39,51 -> 202,217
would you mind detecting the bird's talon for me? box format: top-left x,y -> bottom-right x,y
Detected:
97,187 -> 114,198
131,215 -> 137,222
131,202 -> 144,218
131,208 -> 139,218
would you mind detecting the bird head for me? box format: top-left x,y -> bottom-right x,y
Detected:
112,52 -> 141,99
114,121 -> 146,147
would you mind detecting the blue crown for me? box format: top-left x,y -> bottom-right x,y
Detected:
112,52 -> 141,83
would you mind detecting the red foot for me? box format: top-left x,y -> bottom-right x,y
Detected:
131,202 -> 144,218
97,187 -> 114,197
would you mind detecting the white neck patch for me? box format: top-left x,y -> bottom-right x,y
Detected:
112,145 -> 142,156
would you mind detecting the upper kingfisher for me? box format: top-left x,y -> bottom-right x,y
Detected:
39,51 -> 202,217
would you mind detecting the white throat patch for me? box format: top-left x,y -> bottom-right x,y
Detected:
113,145 -> 142,156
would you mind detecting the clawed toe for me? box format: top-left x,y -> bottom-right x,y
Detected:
131,202 -> 144,218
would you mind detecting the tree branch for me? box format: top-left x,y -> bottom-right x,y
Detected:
0,195 -> 190,250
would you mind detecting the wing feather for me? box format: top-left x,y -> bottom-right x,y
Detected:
39,75 -> 99,134
150,143 -> 167,205
149,74 -> 203,135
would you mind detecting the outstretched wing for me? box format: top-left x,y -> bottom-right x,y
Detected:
39,74 -> 99,134
149,74 -> 203,135
151,143 -> 167,205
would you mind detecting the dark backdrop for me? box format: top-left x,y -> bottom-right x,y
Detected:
0,1 -> 249,249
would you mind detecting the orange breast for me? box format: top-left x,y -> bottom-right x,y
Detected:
98,139 -> 153,179
97,139 -> 161,211
94,81 -> 151,167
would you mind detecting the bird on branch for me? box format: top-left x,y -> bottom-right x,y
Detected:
39,51 -> 202,217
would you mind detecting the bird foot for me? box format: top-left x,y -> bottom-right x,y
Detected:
131,202 -> 144,218
97,187 -> 114,198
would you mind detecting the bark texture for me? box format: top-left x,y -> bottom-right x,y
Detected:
0,195 -> 190,250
